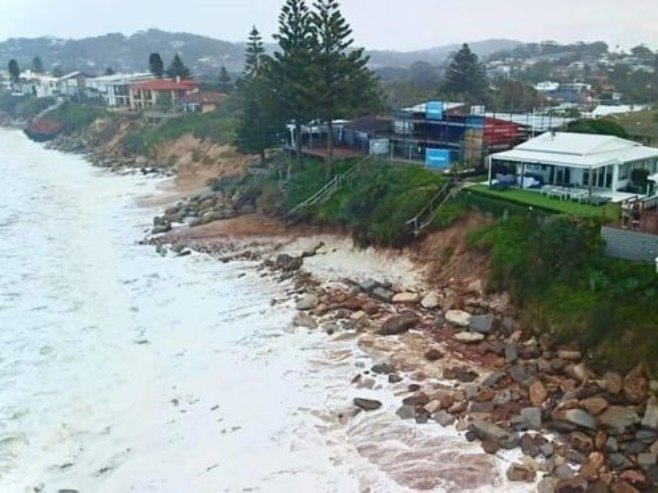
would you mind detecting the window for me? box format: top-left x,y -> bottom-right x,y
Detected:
618,163 -> 629,180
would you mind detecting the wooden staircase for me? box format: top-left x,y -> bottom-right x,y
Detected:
232,152 -> 286,209
406,182 -> 459,236
286,155 -> 372,218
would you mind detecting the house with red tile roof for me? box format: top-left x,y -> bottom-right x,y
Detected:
128,78 -> 198,110
180,91 -> 226,113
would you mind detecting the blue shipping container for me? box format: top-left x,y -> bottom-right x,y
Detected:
425,148 -> 451,168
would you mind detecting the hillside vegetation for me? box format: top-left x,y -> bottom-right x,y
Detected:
0,94 -> 56,120
467,214 -> 658,372
276,159 -> 447,247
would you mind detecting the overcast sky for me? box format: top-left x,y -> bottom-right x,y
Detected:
1,0 -> 657,51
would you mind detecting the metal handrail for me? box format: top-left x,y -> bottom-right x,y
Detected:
287,155 -> 372,216
406,183 -> 451,232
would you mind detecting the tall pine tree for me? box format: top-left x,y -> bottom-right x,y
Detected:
8,59 -> 20,83
310,0 -> 380,171
271,0 -> 316,167
31,56 -> 44,74
244,26 -> 265,79
218,66 -> 232,93
652,53 -> 658,103
235,27 -> 281,161
441,44 -> 490,104
166,54 -> 191,79
148,53 -> 164,77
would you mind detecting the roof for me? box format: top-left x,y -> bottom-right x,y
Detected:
130,79 -> 198,91
484,112 -> 576,132
180,91 -> 225,105
589,104 -> 649,118
403,102 -> 466,113
344,116 -> 390,133
89,72 -> 153,83
491,132 -> 658,168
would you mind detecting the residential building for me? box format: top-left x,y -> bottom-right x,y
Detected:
587,104 -> 649,119
534,81 -> 560,93
318,102 -> 523,167
57,71 -> 92,98
86,73 -> 155,108
180,91 -> 225,113
129,79 -> 198,110
488,132 -> 658,201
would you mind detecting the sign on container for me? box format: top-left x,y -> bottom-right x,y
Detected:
425,148 -> 451,169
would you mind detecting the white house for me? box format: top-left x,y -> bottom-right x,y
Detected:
488,132 -> 658,201
57,71 -> 91,97
587,104 -> 650,119
534,81 -> 560,93
86,73 -> 155,107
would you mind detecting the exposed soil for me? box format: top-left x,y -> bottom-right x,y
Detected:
413,213 -> 492,288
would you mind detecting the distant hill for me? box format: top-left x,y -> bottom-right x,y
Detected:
0,29 -> 246,77
367,39 -> 524,69
0,29 -> 522,78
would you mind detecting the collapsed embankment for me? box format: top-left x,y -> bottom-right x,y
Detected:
13,100 -> 658,491
20,102 -> 253,196
144,210 -> 658,492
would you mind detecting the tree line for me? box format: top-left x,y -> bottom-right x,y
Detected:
234,0 -> 381,172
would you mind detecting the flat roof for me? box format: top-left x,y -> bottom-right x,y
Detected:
491,131 -> 658,168
484,112 -> 575,132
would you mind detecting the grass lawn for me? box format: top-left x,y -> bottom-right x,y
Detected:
468,184 -> 620,220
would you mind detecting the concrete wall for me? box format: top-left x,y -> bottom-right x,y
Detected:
601,226 -> 658,262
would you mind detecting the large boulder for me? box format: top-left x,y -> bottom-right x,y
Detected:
598,406 -> 641,434
529,380 -> 548,407
295,294 -> 318,311
471,419 -> 519,449
624,365 -> 649,404
378,312 -> 419,336
581,396 -> 609,416
445,309 -> 472,327
293,312 -> 318,329
469,314 -> 494,334
433,410 -> 456,427
353,398 -> 382,411
454,332 -> 485,344
392,292 -> 421,304
552,408 -> 597,430
506,460 -> 536,482
420,292 -> 441,309
358,279 -> 380,293
642,397 -> 658,430
555,478 -> 589,493
601,371 -> 624,394
520,407 -> 542,430
275,254 -> 303,272
372,287 -> 394,303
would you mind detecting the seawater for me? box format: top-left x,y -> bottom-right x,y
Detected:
0,129 -> 527,493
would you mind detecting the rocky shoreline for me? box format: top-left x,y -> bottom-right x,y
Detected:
144,227 -> 658,493
43,131 -> 174,177
20,125 -> 658,492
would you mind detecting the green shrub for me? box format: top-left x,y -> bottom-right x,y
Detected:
286,160 -> 446,247
121,109 -> 238,156
0,95 -> 57,119
46,102 -> 112,132
257,182 -> 285,215
470,214 -> 658,372
432,199 -> 469,229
